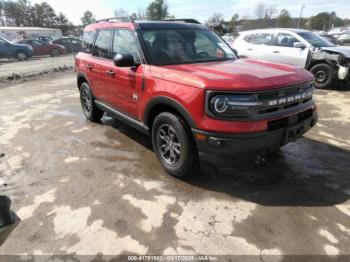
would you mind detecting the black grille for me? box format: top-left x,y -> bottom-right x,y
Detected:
268,109 -> 314,131
256,82 -> 314,116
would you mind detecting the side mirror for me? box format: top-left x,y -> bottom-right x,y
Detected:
294,42 -> 306,49
113,53 -> 135,67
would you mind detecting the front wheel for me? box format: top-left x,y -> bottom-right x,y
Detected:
310,63 -> 335,89
79,82 -> 104,122
152,112 -> 197,178
16,50 -> 28,61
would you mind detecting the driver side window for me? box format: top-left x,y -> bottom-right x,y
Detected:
276,33 -> 299,47
112,29 -> 140,63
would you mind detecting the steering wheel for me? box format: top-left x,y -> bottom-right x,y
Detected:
197,52 -> 210,58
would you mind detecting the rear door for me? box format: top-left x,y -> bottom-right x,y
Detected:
269,32 -> 310,68
89,29 -> 114,103
31,40 -> 46,55
237,32 -> 275,60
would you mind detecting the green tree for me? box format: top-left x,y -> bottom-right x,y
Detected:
277,9 -> 292,27
147,0 -> 169,20
81,10 -> 95,26
309,12 -> 344,31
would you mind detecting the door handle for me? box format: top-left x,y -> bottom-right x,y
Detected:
86,64 -> 93,69
247,48 -> 253,51
106,70 -> 115,77
273,50 -> 280,54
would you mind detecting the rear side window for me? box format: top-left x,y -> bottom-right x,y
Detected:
92,30 -> 112,59
82,31 -> 96,53
244,33 -> 274,45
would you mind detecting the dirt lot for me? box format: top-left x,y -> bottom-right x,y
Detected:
0,72 -> 350,259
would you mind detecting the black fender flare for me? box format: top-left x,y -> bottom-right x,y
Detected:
144,96 -> 197,128
77,72 -> 91,88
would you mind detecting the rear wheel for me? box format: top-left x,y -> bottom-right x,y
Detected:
16,50 -> 28,61
79,82 -> 104,122
310,63 -> 335,89
50,49 -> 60,57
152,112 -> 197,178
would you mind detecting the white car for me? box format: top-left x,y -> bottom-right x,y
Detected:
233,28 -> 350,88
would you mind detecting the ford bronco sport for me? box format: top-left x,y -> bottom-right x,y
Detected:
75,18 -> 318,177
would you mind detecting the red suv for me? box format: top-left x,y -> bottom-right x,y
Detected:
75,18 -> 318,177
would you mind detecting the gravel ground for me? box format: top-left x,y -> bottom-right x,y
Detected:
0,55 -> 75,80
0,73 -> 350,260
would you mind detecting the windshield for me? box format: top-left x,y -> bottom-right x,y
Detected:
297,31 -> 335,48
0,37 -> 11,44
140,29 -> 237,65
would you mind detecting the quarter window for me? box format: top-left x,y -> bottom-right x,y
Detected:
112,29 -> 140,63
82,31 -> 96,53
92,30 -> 112,59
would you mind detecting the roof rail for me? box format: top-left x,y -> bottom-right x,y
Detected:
162,19 -> 201,24
96,17 -> 134,23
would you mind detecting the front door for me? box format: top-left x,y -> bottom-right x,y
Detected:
103,29 -> 144,119
269,33 -> 310,68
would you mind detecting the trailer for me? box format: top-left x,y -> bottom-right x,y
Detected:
0,27 -> 62,42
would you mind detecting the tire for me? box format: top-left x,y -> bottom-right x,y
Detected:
16,50 -> 28,61
50,49 -> 60,57
79,82 -> 104,122
152,112 -> 197,178
310,63 -> 335,89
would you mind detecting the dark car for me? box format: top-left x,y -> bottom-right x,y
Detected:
38,35 -> 54,43
17,39 -> 66,57
0,37 -> 33,61
51,37 -> 82,53
75,18 -> 317,177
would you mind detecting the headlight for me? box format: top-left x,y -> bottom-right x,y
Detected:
208,94 -> 263,118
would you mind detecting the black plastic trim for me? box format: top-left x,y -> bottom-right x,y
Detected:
95,100 -> 149,135
144,96 -> 197,128
192,112 -> 318,166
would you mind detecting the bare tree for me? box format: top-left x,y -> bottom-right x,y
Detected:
114,8 -> 129,18
254,1 -> 276,28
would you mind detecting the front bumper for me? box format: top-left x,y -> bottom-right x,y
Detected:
192,111 -> 318,167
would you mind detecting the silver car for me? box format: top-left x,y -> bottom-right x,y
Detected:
233,28 -> 350,88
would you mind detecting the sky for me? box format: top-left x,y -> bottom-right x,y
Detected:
30,0 -> 350,25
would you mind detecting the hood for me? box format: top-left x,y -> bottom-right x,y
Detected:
320,46 -> 350,58
14,43 -> 32,49
150,59 -> 314,91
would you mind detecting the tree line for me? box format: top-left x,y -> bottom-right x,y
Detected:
81,0 -> 171,26
0,0 -> 72,34
1,0 -> 349,37
206,2 -> 350,35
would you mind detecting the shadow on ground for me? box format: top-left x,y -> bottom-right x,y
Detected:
104,115 -> 350,208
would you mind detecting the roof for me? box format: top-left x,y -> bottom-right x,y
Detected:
0,27 -> 60,31
135,21 -> 206,30
239,28 -> 310,34
84,20 -> 207,31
